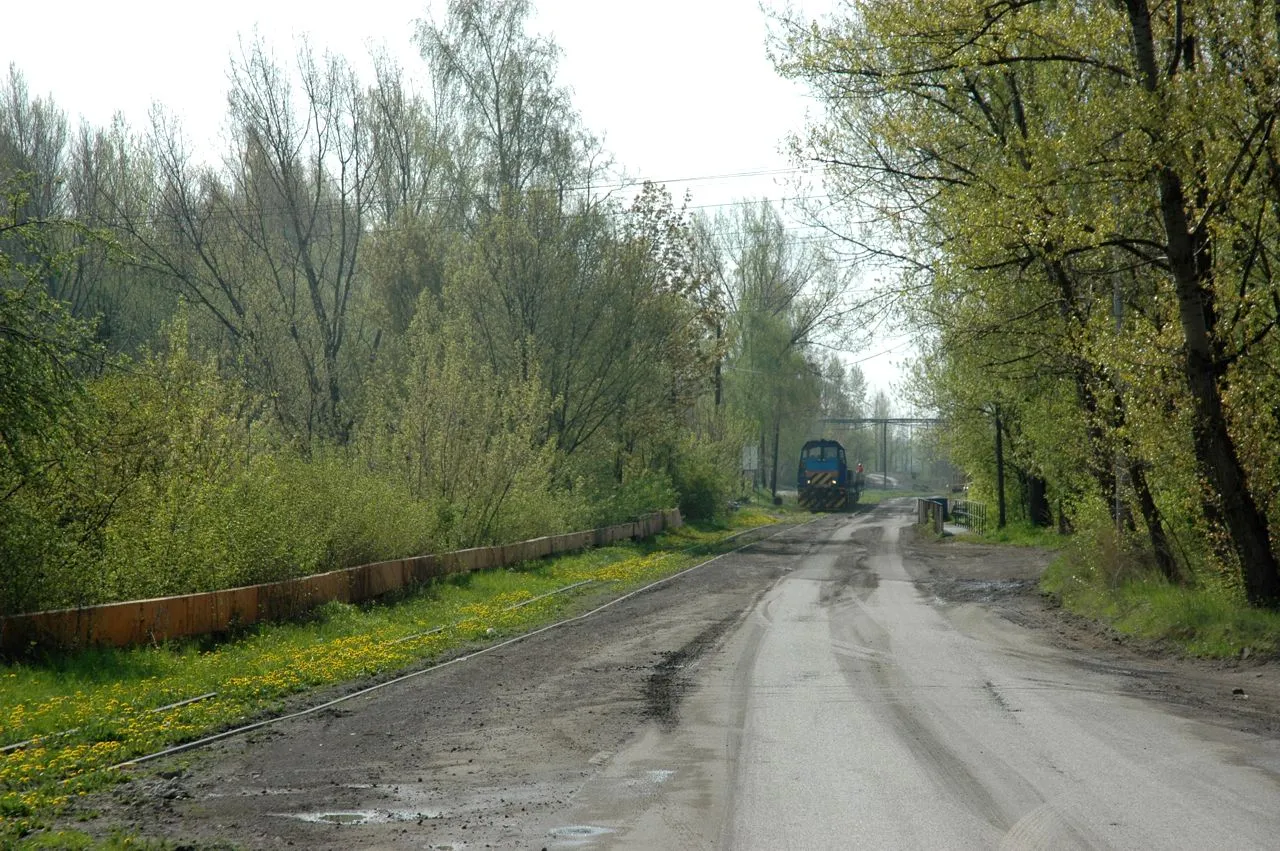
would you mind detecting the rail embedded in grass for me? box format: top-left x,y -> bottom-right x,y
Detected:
0,508 -> 781,842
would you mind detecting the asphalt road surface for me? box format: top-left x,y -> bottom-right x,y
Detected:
83,501 -> 1280,849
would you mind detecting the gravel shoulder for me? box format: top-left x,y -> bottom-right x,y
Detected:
900,525 -> 1280,739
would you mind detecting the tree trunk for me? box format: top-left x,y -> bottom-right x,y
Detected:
1125,0 -> 1280,606
1162,182 -> 1280,603
1129,460 -> 1179,583
1045,261 -> 1119,507
758,431 -> 767,491
994,406 -> 1007,529
1027,475 -> 1051,527
1109,383 -> 1176,580
714,322 -> 723,406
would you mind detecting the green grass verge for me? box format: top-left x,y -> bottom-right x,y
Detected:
1,508 -> 781,845
1042,557 -> 1280,659
930,517 -> 1279,660
955,520 -> 1066,548
856,489 -> 932,506
12,830 -> 180,850
941,519 -> 1280,658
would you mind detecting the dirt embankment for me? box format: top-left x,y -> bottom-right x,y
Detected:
901,526 -> 1280,738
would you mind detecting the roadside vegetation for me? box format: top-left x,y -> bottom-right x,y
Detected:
941,517 -> 1280,659
964,521 -> 1065,550
0,0 -> 867,618
855,488 -> 931,508
1042,530 -> 1280,659
0,507 -> 779,842
776,1 -> 1280,625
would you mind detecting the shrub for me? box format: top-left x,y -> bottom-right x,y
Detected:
358,314 -> 564,550
670,436 -> 735,523
611,468 -> 678,522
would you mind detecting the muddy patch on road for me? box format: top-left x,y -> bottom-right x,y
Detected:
645,611 -> 743,728
57,521 -> 817,850
900,525 -> 1053,603
827,527 -> 882,602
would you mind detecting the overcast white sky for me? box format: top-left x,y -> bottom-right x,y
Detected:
5,0 -> 912,394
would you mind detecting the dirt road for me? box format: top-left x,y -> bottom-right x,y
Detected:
78,500 -> 1280,849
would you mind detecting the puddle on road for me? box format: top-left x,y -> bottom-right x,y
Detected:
934,578 -> 1035,603
318,812 -> 368,824
276,808 -> 445,825
625,769 -> 675,793
548,824 -> 615,843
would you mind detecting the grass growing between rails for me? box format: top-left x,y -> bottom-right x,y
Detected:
1042,548 -> 1280,660
0,508 -> 781,844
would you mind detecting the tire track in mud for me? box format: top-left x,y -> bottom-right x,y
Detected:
644,611 -> 745,729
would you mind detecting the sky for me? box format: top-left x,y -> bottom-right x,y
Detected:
5,0 -> 913,396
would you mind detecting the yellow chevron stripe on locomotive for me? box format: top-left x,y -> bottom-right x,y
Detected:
804,470 -> 837,487
799,481 -> 848,510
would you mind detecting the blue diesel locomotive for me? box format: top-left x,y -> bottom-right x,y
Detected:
797,439 -> 863,511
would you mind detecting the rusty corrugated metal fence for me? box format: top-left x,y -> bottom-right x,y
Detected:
0,510 -> 682,654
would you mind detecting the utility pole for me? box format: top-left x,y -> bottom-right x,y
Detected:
881,420 -> 888,488
770,415 -> 781,500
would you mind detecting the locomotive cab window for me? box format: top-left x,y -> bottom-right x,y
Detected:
801,442 -> 844,462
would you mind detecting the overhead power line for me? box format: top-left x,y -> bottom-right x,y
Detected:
624,167 -> 802,187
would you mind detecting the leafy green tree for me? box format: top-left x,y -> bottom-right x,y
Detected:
0,67 -> 172,350
362,52 -> 455,339
108,38 -> 376,446
816,355 -> 873,469
777,0 -> 1280,602
0,182 -> 105,613
416,0 -> 588,216
696,201 -> 854,496
416,0 -> 704,476
359,306 -> 562,548
0,66 -> 66,225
